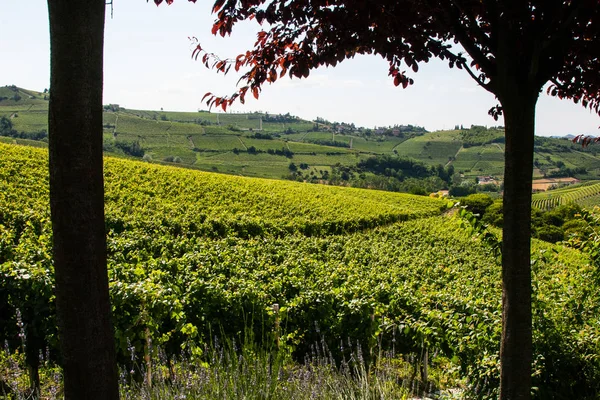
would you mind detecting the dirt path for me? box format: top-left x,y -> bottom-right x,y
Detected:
445,145 -> 463,167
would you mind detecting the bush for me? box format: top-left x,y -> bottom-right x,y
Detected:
0,117 -> 15,136
163,156 -> 182,163
449,184 -> 476,198
460,193 -> 494,217
482,200 -> 503,227
535,225 -> 564,243
115,140 -> 144,157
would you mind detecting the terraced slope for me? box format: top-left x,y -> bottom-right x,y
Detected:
532,181 -> 600,210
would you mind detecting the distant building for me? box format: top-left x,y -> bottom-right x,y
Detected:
477,176 -> 497,185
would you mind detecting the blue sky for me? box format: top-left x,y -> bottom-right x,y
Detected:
1,0 -> 598,136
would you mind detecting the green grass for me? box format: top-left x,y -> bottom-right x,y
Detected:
239,136 -> 291,151
190,135 -> 243,151
351,136 -> 407,153
9,111 -> 48,132
286,141 -> 353,155
0,86 -> 48,107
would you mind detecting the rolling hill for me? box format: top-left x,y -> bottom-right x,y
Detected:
3,85 -> 600,191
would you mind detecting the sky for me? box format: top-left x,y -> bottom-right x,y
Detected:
1,0 -> 599,136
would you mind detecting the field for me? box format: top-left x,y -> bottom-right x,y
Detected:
532,181 -> 600,210
453,144 -> 505,177
6,85 -> 600,202
2,142 -> 600,398
394,131 -> 462,166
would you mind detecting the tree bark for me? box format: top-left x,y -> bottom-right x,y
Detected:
47,1 -> 119,399
498,90 -> 538,400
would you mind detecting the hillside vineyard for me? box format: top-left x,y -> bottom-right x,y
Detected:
1,142 -> 599,397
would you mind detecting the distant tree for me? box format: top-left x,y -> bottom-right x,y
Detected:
115,140 -> 144,157
288,162 -> 297,172
449,184 -> 477,198
0,116 -> 14,136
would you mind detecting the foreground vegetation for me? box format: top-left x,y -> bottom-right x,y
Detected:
3,332 -> 462,400
1,142 -> 600,399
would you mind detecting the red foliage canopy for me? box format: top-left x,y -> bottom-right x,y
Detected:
158,0 -> 600,116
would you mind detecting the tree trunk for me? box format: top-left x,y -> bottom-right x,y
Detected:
498,90 -> 538,400
47,1 -> 119,399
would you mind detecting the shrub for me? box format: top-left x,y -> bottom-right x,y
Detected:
460,193 -> 494,217
535,225 -> 564,243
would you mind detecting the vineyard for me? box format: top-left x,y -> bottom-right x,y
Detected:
1,142 -> 600,398
532,181 -> 600,210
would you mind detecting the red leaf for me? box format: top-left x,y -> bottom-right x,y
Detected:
192,45 -> 202,60
202,92 -> 213,102
393,75 -> 401,87
268,69 -> 277,82
252,87 -> 260,100
212,0 -> 225,13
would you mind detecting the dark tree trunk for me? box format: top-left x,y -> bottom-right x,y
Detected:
498,89 -> 538,400
47,1 -> 119,399
25,343 -> 41,397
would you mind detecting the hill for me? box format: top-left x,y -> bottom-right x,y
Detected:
3,85 -> 600,198
2,141 -> 600,397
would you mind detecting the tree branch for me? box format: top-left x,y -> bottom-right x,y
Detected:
462,61 -> 494,93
